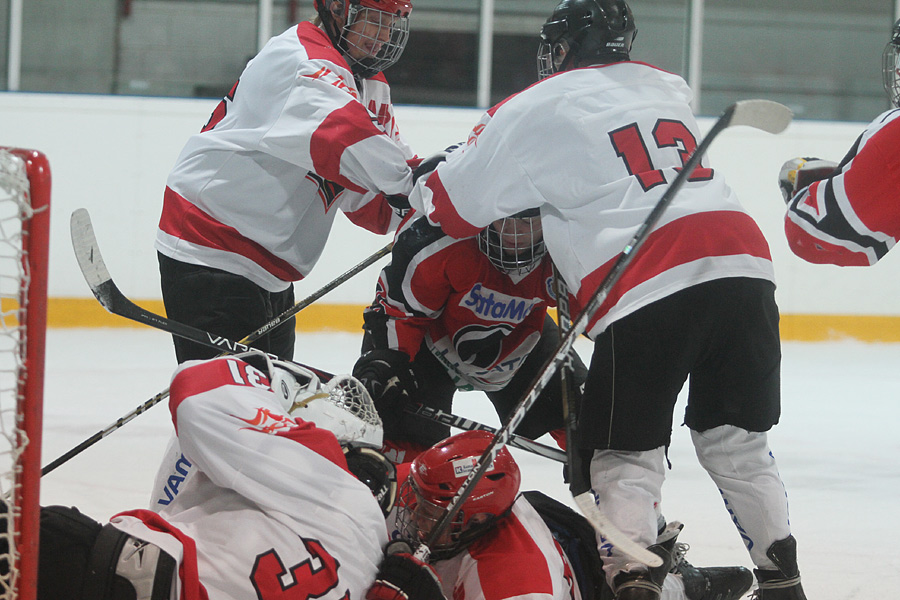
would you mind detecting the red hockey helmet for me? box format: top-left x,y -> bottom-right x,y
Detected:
315,0 -> 412,78
395,430 -> 521,559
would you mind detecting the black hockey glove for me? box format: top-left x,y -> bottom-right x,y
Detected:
365,541 -> 446,600
412,143 -> 463,184
353,349 -> 418,421
385,194 -> 412,219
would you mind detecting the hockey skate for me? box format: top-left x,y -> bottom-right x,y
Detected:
612,522 -> 681,600
671,539 -> 753,600
751,536 -> 807,600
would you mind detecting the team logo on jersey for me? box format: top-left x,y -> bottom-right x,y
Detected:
234,407 -> 297,434
305,172 -> 344,211
461,283 -> 541,322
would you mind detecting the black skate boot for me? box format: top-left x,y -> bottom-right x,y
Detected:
671,541 -> 753,600
752,536 -> 807,600
612,522 -> 681,600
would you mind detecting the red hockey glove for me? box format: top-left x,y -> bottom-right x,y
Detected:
366,542 -> 446,600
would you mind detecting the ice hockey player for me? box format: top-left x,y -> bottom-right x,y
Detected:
391,430 -> 754,600
156,0 -> 417,363
403,0 -> 808,598
1,353 -> 445,600
779,18 -> 900,266
352,209 -> 588,463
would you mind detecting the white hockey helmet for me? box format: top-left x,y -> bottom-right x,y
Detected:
243,352 -> 384,449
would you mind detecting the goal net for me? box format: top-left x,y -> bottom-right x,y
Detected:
0,148 -> 50,600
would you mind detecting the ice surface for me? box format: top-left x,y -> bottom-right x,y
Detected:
39,329 -> 900,598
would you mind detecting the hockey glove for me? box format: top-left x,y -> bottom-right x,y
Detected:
385,194 -> 412,219
353,349 -> 418,422
778,156 -> 838,203
366,541 -> 446,600
412,143 -> 464,184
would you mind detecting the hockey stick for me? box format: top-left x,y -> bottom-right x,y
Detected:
54,211 -> 563,474
414,99 -> 793,566
42,211 -> 389,476
551,265 -> 582,482
404,403 -> 567,464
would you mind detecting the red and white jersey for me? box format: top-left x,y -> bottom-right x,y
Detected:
366,214 -> 556,391
784,108 -> 900,266
156,22 -> 414,292
409,62 -> 774,337
113,357 -> 388,600
431,497 -> 581,600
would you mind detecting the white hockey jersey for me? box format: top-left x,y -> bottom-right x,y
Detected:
409,62 -> 774,337
784,108 -> 900,266
114,356 -> 388,600
156,22 -> 414,292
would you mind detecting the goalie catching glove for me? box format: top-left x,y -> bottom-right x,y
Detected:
778,156 -> 838,203
366,541 -> 447,600
353,349 -> 419,426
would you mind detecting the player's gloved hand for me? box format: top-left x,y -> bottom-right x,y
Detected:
366,541 -> 446,600
412,143 -> 464,184
778,157 -> 838,203
353,349 -> 418,421
384,194 -> 412,219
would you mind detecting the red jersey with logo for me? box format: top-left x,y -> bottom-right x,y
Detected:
113,357 -> 388,600
365,214 -> 556,391
156,22 -> 413,292
785,108 -> 900,266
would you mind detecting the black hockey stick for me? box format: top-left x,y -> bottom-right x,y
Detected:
43,210 -> 388,476
551,265 -> 582,482
414,99 -> 793,566
51,210 -> 564,474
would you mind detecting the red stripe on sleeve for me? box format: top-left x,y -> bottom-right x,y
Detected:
343,193 -> 395,234
310,103 -> 384,194
159,188 -> 305,281
423,174 -> 482,239
784,218 -> 871,266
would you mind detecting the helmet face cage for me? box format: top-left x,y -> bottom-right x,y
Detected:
394,477 -> 496,560
883,20 -> 900,108
340,3 -> 410,78
477,210 -> 546,276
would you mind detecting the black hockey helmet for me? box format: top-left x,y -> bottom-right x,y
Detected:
537,0 -> 636,79
883,18 -> 900,108
477,208 -> 546,276
344,446 -> 397,517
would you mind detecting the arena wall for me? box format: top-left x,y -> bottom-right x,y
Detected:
1,92 -> 897,341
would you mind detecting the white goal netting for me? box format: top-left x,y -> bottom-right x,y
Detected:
0,148 -> 49,600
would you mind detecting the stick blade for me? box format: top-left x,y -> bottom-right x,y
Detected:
727,99 -> 793,134
574,491 -> 664,567
70,208 -> 115,305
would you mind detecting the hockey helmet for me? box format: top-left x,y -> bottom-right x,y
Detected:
345,446 -> 398,516
537,0 -> 636,79
477,208 -> 546,276
395,430 -> 521,560
267,357 -> 384,449
315,0 -> 412,78
883,18 -> 900,108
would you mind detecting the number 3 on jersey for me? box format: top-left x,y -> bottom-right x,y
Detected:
609,119 -> 714,191
251,537 -> 348,600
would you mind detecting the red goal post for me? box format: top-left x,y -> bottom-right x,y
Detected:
0,148 -> 50,600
